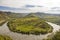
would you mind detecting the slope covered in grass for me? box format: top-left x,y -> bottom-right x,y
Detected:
29,13 -> 60,25
43,16 -> 60,25
0,11 -> 8,26
0,35 -> 12,40
8,15 -> 53,35
44,30 -> 60,40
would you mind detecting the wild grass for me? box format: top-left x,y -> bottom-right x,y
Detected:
0,35 -> 12,40
8,17 -> 53,35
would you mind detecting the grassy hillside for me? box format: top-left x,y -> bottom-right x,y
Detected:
7,15 -> 53,35
0,11 -> 8,26
0,11 -> 29,25
28,13 -> 60,25
0,35 -> 12,40
44,30 -> 60,40
0,11 -> 60,25
4,12 -> 29,18
43,16 -> 60,25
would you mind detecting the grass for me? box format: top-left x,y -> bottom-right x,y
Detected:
8,16 -> 53,35
0,20 -> 6,26
43,16 -> 60,25
44,30 -> 60,40
0,13 -> 8,26
0,35 -> 12,40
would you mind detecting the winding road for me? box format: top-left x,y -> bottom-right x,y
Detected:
0,22 -> 60,40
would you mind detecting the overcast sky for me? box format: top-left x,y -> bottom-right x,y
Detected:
0,0 -> 60,14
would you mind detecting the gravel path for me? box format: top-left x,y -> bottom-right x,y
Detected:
0,22 -> 60,40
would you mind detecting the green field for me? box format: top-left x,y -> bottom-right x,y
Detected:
8,16 -> 53,35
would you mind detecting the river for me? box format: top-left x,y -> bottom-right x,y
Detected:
0,22 -> 60,40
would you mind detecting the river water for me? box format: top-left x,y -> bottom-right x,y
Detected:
0,22 -> 60,40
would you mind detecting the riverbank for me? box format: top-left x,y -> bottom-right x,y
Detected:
0,22 -> 60,40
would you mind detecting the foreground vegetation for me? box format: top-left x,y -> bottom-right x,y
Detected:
0,35 -> 12,40
44,30 -> 60,40
8,16 -> 53,35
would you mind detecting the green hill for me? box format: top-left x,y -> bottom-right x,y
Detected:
0,11 -> 60,25
0,11 -> 29,25
27,13 -> 60,25
7,15 -> 53,35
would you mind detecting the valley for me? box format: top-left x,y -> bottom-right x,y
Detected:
0,21 -> 60,40
0,11 -> 60,40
